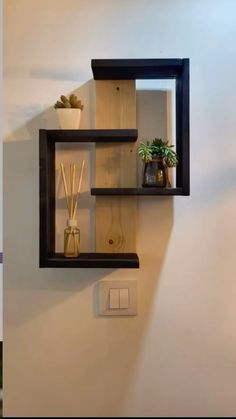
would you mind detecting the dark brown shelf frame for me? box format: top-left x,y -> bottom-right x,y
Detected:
91,187 -> 184,196
92,58 -> 183,79
92,58 -> 190,196
39,128 -> 139,268
43,129 -> 138,142
44,253 -> 139,268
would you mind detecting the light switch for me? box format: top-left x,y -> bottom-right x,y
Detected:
119,288 -> 129,309
109,288 -> 119,309
99,280 -> 137,316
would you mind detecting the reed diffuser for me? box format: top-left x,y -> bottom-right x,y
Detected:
60,160 -> 85,258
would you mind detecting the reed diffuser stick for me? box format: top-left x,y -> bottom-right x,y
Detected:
71,164 -> 76,219
70,164 -> 73,218
60,160 -> 84,258
60,163 -> 70,215
72,159 -> 85,219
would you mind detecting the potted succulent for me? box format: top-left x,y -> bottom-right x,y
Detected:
54,94 -> 84,129
138,138 -> 178,187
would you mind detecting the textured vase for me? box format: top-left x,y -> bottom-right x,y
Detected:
143,157 -> 167,187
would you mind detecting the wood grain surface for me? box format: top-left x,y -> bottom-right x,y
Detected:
95,80 -> 137,252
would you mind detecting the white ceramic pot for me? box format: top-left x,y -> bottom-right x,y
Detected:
56,108 -> 81,129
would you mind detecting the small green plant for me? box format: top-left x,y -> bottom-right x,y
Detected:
54,94 -> 84,110
138,138 -> 178,167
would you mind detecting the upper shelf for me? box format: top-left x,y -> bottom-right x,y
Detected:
91,187 -> 187,196
41,129 -> 138,142
92,58 -> 187,80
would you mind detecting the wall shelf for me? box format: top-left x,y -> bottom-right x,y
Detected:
42,253 -> 139,269
91,187 -> 185,196
39,58 -> 190,269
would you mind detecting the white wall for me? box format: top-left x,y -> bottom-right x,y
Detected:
3,0 -> 236,416
0,0 -> 2,341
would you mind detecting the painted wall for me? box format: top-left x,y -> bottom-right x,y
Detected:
3,0 -> 236,416
0,0 -> 2,341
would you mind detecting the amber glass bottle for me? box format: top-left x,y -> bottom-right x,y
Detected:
64,219 -> 80,258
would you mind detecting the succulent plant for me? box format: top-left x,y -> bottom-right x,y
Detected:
54,94 -> 84,110
138,141 -> 153,162
138,138 -> 178,167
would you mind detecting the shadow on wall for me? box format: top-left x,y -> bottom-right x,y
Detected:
4,80 -> 109,314
4,79 -> 174,417
135,86 -> 174,339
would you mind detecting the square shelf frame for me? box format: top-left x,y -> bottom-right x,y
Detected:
92,58 -> 190,196
39,129 -> 139,268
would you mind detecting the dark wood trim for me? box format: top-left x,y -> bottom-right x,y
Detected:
175,59 -> 190,195
181,59 -> 190,195
39,130 -> 48,267
92,58 -> 183,79
39,131 -> 55,267
44,129 -> 138,142
175,75 -> 183,188
91,187 -> 184,196
45,253 -> 139,268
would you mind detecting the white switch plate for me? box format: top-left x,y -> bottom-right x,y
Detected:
99,280 -> 137,316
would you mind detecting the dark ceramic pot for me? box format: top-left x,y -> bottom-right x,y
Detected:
143,157 -> 167,187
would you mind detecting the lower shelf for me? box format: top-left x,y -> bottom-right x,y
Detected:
91,187 -> 186,196
43,253 -> 139,268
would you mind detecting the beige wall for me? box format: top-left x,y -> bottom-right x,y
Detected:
0,0 -> 2,341
3,0 -> 236,416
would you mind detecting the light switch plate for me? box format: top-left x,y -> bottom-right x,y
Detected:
99,280 -> 137,316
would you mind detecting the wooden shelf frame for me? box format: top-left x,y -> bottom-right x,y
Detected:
39,128 -> 139,268
39,58 -> 190,268
92,58 -> 190,196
